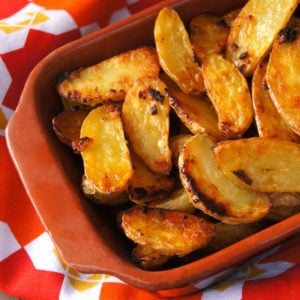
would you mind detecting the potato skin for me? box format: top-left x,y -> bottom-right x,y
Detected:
154,7 -> 205,95
179,135 -> 271,224
252,60 -> 300,143
190,13 -> 229,62
149,187 -> 196,214
122,76 -> 172,175
266,19 -> 300,136
131,244 -> 172,270
202,53 -> 253,137
213,137 -> 300,193
80,104 -> 133,195
128,151 -> 175,204
267,192 -> 300,222
57,47 -> 160,106
81,175 -> 129,206
52,109 -> 89,147
121,206 -> 216,256
203,220 -> 268,254
226,0 -> 298,76
169,90 -> 228,141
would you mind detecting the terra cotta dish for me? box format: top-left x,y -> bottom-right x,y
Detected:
6,0 -> 300,296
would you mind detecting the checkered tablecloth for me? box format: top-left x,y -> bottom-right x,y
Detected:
1,1 -> 300,299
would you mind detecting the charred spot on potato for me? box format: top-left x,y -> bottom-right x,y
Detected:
149,88 -> 165,103
230,43 -> 239,51
232,169 -> 253,185
181,169 -> 228,216
106,103 -> 120,114
151,104 -> 158,115
194,192 -> 228,216
194,54 -> 202,66
138,90 -> 147,99
239,52 -> 248,59
71,136 -> 93,154
278,27 -> 297,44
262,80 -> 269,90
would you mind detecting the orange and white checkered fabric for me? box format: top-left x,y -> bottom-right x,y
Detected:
1,1 -> 300,299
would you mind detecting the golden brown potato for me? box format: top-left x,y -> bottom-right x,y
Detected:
57,47 -> 160,106
128,151 -> 175,204
190,14 -> 229,62
148,187 -> 196,214
226,0 -> 297,77
121,206 -> 216,256
213,137 -> 300,193
52,109 -> 89,147
179,134 -> 271,224
79,104 -> 133,197
267,192 -> 300,222
122,76 -> 172,175
154,7 -> 205,95
202,53 -> 253,137
169,89 -> 229,141
81,175 -> 129,205
131,244 -> 172,270
266,22 -> 300,136
252,60 -> 300,143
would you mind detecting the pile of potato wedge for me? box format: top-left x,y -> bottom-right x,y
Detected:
53,0 -> 300,270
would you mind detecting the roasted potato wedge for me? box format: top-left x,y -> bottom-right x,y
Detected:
213,137 -> 300,193
179,134 -> 270,224
78,104 -> 133,197
131,244 -> 172,270
226,0 -> 297,77
204,220 -> 267,253
122,76 -> 172,175
267,192 -> 300,222
52,109 -> 89,147
190,14 -> 229,62
148,187 -> 196,214
154,7 -> 205,95
128,151 -> 175,204
266,23 -> 300,136
202,53 -> 253,137
57,47 -> 160,106
169,90 -> 229,141
252,60 -> 300,142
121,206 -> 216,256
81,175 -> 129,205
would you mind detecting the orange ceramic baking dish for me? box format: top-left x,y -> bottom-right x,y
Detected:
6,0 -> 300,296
